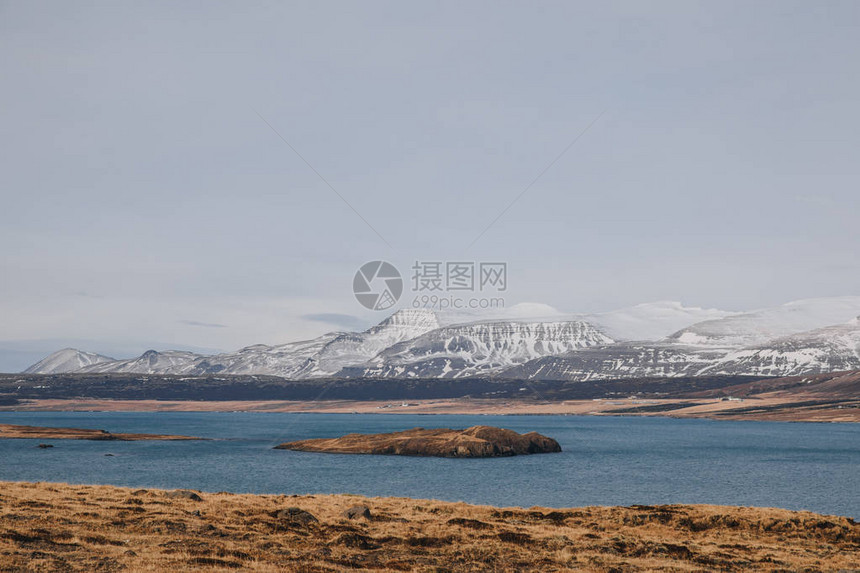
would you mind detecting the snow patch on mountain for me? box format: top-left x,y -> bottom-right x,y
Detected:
501,342 -> 730,381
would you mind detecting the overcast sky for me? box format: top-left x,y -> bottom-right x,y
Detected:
1,1 -> 859,367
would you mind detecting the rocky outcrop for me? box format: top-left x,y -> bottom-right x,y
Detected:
274,425 -> 561,458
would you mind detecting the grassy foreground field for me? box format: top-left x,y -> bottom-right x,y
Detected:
0,482 -> 857,572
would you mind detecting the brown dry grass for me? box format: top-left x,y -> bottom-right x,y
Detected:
0,481 -> 857,572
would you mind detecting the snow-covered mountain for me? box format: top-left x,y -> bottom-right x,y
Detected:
177,309 -> 440,378
22,297 -> 860,381
176,334 -> 342,377
580,301 -> 737,341
305,309 -> 440,377
78,350 -> 205,374
23,348 -> 114,374
667,296 -> 860,347
342,320 -> 613,378
501,312 -> 860,381
25,309 -> 440,378
698,317 -> 860,377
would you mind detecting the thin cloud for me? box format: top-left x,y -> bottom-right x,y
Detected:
302,313 -> 368,331
180,320 -> 228,328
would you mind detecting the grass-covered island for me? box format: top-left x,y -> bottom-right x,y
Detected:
0,481 -> 857,571
275,426 -> 562,457
0,423 -> 200,441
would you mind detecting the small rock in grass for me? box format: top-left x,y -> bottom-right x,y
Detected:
166,490 -> 203,502
275,507 -> 318,525
342,505 -> 372,520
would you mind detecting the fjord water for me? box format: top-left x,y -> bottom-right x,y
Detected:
0,412 -> 857,518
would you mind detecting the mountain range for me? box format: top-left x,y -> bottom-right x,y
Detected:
23,297 -> 860,381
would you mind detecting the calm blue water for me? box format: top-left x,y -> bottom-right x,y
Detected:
0,412 -> 857,517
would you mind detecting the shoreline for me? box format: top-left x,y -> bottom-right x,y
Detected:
1,480 -> 856,571
2,396 -> 858,422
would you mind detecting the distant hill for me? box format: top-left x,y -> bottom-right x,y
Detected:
23,348 -> 114,374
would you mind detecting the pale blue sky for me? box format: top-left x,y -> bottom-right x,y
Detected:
1,1 -> 859,368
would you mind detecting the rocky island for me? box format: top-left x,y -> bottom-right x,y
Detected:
275,425 -> 562,457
